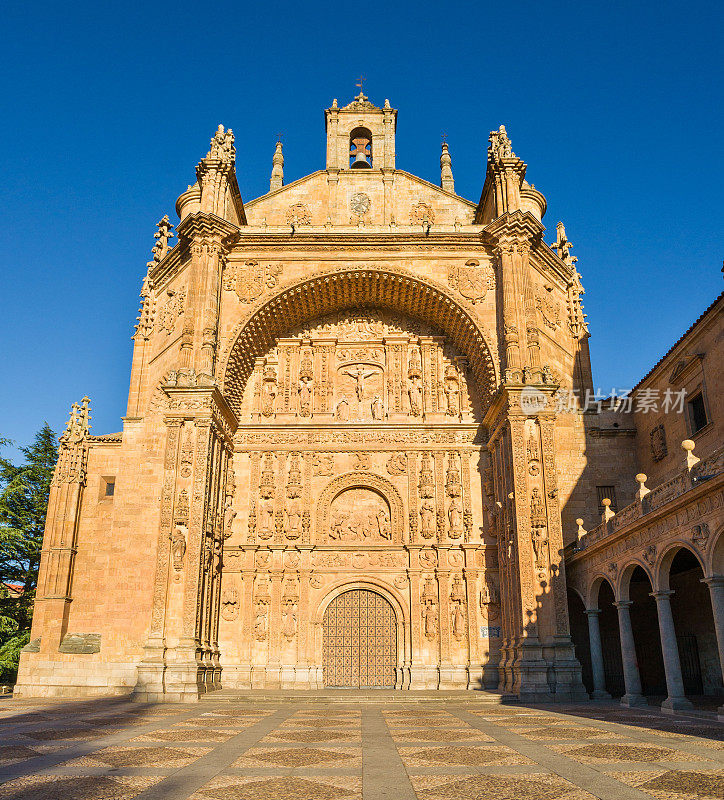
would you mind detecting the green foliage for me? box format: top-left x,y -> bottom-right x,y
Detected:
0,424 -> 57,682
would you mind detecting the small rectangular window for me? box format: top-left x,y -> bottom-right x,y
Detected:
104,478 -> 115,497
688,393 -> 708,434
596,485 -> 617,515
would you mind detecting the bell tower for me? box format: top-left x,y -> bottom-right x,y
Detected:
325,92 -> 397,172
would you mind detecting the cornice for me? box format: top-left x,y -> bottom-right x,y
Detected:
227,231 -> 494,252
177,212 -> 240,243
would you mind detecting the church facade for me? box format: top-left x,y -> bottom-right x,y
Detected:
17,92 -> 721,704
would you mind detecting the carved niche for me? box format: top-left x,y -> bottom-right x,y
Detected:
316,472 -> 403,544
329,488 -> 391,542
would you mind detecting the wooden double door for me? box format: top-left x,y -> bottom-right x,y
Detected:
322,589 -> 397,688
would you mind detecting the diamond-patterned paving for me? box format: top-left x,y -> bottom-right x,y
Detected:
1,697 -> 724,799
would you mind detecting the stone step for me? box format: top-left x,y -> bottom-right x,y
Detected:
200,689 -> 511,704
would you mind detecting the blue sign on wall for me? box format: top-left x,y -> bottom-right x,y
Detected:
480,626 -> 501,638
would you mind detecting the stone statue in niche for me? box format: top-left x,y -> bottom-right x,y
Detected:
328,488 -> 392,542
254,604 -> 268,641
408,377 -> 422,417
371,395 -> 384,420
285,488 -> 302,539
450,575 -> 466,640
282,604 -> 297,640
298,377 -> 313,417
422,577 -> 438,639
420,498 -> 436,539
258,490 -> 275,540
335,397 -> 350,420
261,366 -> 277,417
423,602 -> 439,639
480,578 -> 500,620
444,366 -> 460,417
343,364 -> 376,402
223,497 -> 236,538
170,525 -> 187,570
530,487 -> 545,522
531,526 -> 548,569
451,603 -> 465,639
376,509 -> 391,540
448,496 -> 463,539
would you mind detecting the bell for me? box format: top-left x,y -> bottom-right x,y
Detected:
350,137 -> 371,169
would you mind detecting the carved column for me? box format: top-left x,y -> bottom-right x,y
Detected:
175,215 -> 237,379
268,571 -> 284,686
437,569 -> 453,685
138,387 -> 237,701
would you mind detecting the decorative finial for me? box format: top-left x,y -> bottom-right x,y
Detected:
576,518 -> 587,543
147,215 -> 175,270
682,439 -> 700,471
355,74 -> 366,97
488,124 -> 515,162
601,497 -> 615,523
440,137 -> 454,194
554,221 -> 578,268
204,124 -> 235,163
635,473 -> 650,501
270,138 -> 284,192
60,396 -> 91,445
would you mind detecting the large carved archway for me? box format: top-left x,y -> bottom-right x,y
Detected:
218,265 -> 499,417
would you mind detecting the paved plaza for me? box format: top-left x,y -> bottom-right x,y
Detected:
0,696 -> 723,799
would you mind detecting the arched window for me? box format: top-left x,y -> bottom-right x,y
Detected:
349,127 -> 372,168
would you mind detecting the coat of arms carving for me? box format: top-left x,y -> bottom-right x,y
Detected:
286,203 -> 311,225
535,289 -> 561,330
650,424 -> 667,462
447,260 -> 494,303
156,286 -> 186,334
223,261 -> 282,303
410,202 -> 435,225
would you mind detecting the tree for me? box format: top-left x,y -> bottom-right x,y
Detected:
0,424 -> 57,681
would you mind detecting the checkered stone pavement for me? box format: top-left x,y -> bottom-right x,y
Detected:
0,697 -> 723,799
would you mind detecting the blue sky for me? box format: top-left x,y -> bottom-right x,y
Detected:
1,0 -> 721,454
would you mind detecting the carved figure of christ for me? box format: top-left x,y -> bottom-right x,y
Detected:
343,365 -> 376,401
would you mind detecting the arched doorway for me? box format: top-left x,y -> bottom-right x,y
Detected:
323,589 -> 397,688
666,547 -> 721,697
597,579 -> 625,697
628,565 -> 666,696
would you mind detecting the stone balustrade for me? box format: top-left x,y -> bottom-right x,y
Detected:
576,442 -> 724,551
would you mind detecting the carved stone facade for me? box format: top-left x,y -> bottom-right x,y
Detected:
23,92 -> 715,703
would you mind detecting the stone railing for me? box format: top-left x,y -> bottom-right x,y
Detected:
575,442 -> 723,552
